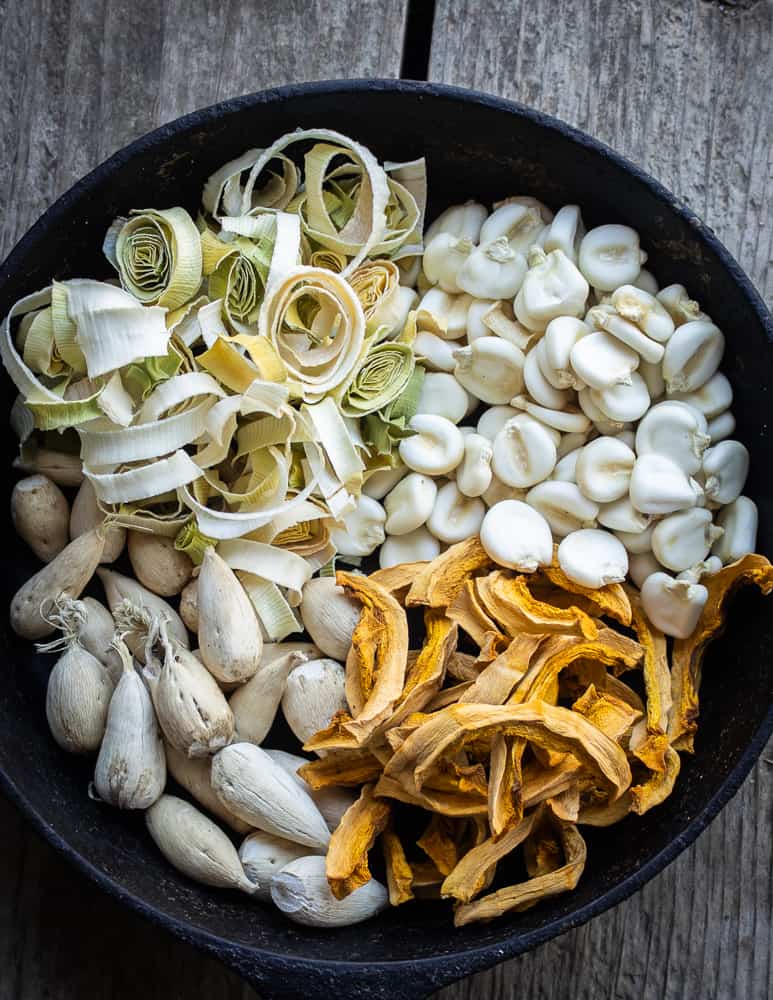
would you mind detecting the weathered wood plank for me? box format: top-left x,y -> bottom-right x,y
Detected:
0,0 -> 408,259
430,1 -> 773,997
0,795 -> 257,1000
428,0 -> 772,304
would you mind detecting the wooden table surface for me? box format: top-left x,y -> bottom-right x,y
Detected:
1,1 -> 771,997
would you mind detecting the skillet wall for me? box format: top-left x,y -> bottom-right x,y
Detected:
0,82 -> 771,966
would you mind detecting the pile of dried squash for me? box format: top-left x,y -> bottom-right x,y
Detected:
298,539 -> 773,924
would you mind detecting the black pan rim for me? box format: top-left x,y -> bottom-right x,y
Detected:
1,77 -> 771,989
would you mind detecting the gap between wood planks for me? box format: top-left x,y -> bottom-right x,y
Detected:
400,0 -> 437,79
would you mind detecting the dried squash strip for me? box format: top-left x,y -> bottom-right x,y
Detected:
488,733 -> 526,837
631,732 -> 671,775
446,651 -> 481,683
426,682 -> 475,711
577,793 -> 633,827
509,631 -> 642,705
417,815 -> 460,876
453,820 -> 586,925
380,611 -> 457,730
410,860 -> 445,896
571,684 -> 642,744
545,783 -> 581,822
476,571 -> 599,639
305,571 -> 408,749
668,554 -> 773,751
604,674 -> 645,714
384,702 -> 632,803
523,759 -> 583,809
374,773 -> 488,817
381,824 -> 414,905
370,560 -> 429,597
630,746 -> 681,815
326,783 -> 391,899
446,579 -> 507,650
298,749 -> 383,789
441,812 -> 536,904
541,559 -> 632,626
406,536 -> 493,608
460,634 -> 544,706
625,585 -> 671,736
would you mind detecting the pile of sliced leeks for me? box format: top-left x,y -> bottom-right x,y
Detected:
1,129 -> 426,640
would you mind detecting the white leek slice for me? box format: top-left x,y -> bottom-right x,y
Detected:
87,449 -> 202,504
235,413 -> 313,457
22,307 -> 63,376
194,380 -> 291,468
241,379 -> 291,415
304,541 -> 339,575
208,234 -> 273,335
199,444 -> 286,506
63,279 -> 170,377
138,371 -> 225,422
260,265 -> 365,401
337,339 -> 415,417
308,248 -> 348,272
178,471 -> 318,539
203,148 -> 299,218
237,572 -> 302,640
194,395 -> 244,469
97,371 -> 135,427
104,207 -> 203,309
0,287 -> 72,406
203,148 -> 262,217
113,503 -> 190,537
219,214 -> 279,239
27,388 -> 108,431
197,337 -> 261,391
300,158 -> 422,262
384,158 -> 427,259
240,129 -> 389,276
302,396 -> 364,487
195,299 -> 229,348
227,333 -> 286,381
79,398 -> 213,466
301,444 -> 356,520
51,282 -> 87,372
267,498 -> 331,535
266,212 -> 302,291
371,176 -> 422,259
349,259 -> 400,333
166,294 -> 210,336
217,538 -> 312,603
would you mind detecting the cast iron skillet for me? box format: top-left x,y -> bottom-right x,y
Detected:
0,80 -> 771,1000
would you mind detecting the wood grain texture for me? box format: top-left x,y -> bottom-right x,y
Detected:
0,0 -> 772,998
0,0 -> 408,259
429,0 -> 772,304
429,1 -> 773,998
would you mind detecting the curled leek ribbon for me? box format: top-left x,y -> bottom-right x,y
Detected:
340,340 -> 415,418
348,259 -> 399,332
174,518 -> 217,565
299,143 -> 423,263
362,364 -> 425,458
261,266 -> 365,402
104,207 -> 203,310
308,248 -> 348,273
208,237 -> 272,333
